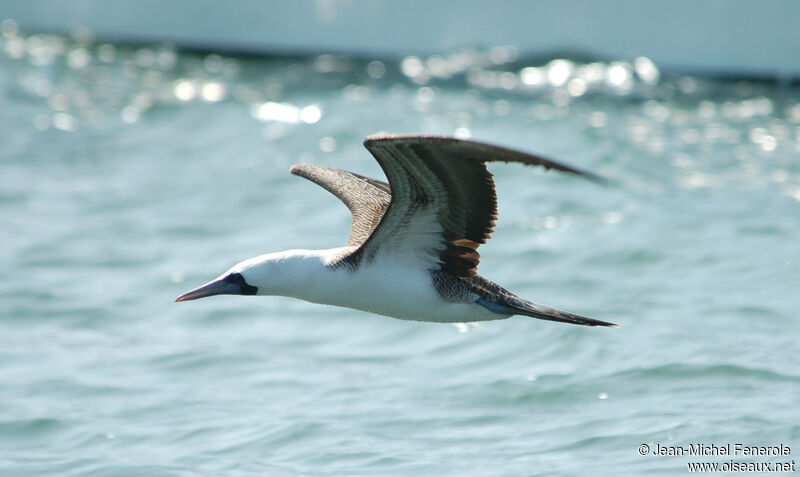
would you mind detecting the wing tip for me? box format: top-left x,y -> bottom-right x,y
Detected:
558,165 -> 608,185
290,163 -> 331,178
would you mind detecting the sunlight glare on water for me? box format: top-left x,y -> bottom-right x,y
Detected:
0,22 -> 799,476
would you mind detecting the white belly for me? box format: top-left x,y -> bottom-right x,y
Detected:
300,259 -> 509,323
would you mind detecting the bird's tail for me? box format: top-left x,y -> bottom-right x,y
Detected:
476,297 -> 617,327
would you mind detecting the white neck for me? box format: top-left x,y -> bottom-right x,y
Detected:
232,247 -> 349,301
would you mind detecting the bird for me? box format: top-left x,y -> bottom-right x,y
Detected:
176,134 -> 616,327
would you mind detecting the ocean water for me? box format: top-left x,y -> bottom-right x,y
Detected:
1,26 -> 799,476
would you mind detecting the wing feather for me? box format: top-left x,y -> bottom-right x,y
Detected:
290,164 -> 391,247
348,134 -> 600,276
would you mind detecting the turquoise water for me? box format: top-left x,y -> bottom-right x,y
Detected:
1,27 -> 799,476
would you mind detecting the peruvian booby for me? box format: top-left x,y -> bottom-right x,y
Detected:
176,134 -> 616,327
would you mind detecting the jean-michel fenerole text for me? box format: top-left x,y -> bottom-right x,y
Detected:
652,443 -> 790,457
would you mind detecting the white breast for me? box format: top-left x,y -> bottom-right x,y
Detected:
294,253 -> 504,323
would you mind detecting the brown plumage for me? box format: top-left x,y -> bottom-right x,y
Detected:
289,165 -> 390,247
357,134 -> 602,277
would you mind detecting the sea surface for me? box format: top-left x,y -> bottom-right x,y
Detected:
1,24 -> 799,476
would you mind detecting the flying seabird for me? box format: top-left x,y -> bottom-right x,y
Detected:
176,134 -> 616,327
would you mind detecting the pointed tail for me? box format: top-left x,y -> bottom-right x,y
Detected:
477,297 -> 617,327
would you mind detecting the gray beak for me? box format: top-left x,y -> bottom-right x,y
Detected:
175,273 -> 258,302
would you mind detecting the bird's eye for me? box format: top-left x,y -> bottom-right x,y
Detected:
227,272 -> 258,295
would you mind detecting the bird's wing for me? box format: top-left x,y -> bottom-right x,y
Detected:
345,134 -> 600,276
290,164 -> 391,247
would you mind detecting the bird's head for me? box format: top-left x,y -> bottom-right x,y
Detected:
174,250 -> 325,302
174,264 -> 259,303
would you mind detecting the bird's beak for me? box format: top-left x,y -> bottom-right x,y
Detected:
175,277 -> 242,302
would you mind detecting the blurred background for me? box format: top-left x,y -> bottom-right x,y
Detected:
1,1 -> 799,476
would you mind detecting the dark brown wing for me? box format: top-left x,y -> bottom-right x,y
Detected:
349,134 -> 600,276
290,164 -> 391,247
